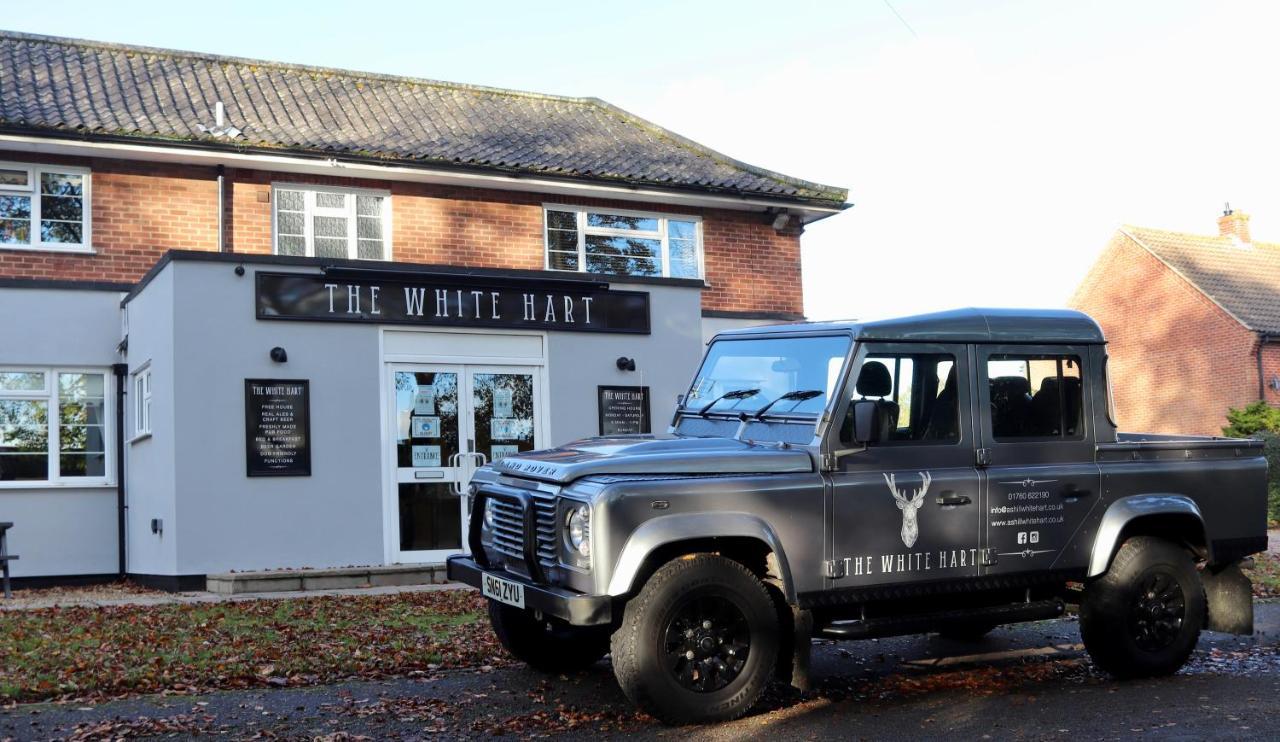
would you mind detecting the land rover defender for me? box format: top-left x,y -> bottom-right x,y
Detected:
447,308 -> 1267,724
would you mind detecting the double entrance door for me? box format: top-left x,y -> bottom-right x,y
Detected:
388,363 -> 542,563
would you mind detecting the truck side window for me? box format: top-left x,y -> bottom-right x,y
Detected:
987,355 -> 1083,439
841,353 -> 959,445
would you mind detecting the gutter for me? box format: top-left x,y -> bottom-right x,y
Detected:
111,362 -> 128,579
0,131 -> 850,222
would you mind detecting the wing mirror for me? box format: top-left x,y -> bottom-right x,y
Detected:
850,400 -> 881,445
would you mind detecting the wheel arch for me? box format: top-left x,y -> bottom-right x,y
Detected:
606,513 -> 796,602
1088,494 -> 1209,578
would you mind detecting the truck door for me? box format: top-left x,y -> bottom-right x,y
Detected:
975,345 -> 1102,575
828,343 -> 983,588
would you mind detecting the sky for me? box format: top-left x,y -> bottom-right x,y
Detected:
6,1 -> 1280,320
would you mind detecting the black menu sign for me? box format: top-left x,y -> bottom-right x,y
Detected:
245,379 -> 312,477
598,386 -> 652,435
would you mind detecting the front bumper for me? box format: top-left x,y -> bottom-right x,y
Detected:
446,555 -> 613,626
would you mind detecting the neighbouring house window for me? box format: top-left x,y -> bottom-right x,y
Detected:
544,206 -> 702,279
273,185 -> 390,260
0,162 -> 91,252
133,367 -> 152,438
0,370 -> 111,484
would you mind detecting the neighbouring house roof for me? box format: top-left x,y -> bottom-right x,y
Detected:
1122,225 -> 1280,333
0,31 -> 848,208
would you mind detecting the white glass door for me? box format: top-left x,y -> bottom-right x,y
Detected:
388,363 -> 543,563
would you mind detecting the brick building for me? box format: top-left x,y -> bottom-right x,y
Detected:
0,32 -> 848,586
1069,208 -> 1280,435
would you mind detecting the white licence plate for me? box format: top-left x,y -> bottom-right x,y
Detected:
482,572 -> 525,608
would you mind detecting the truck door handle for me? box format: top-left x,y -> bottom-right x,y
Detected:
936,492 -> 971,507
1060,487 -> 1091,499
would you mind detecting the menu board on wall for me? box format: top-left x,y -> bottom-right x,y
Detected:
598,386 -> 651,436
244,379 -> 312,477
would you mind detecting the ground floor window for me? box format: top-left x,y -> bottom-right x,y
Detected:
0,369 -> 111,484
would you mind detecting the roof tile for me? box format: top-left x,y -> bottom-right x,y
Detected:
0,31 -> 848,206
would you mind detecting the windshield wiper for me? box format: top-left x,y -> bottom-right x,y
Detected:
752,389 -> 823,420
695,388 -> 760,417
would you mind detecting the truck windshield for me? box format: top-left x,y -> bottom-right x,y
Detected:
685,335 -> 852,417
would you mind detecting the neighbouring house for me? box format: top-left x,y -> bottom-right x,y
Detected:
0,31 -> 849,588
1070,207 -> 1280,436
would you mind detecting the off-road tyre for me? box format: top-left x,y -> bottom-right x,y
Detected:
937,621 -> 996,641
488,601 -> 611,673
610,554 -> 779,725
1080,536 -> 1205,679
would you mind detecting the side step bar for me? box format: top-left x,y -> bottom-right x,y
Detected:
817,598 -> 1065,641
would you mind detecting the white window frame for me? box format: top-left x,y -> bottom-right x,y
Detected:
542,204 -> 704,279
0,161 -> 93,254
132,365 -> 152,441
0,367 -> 115,489
271,183 -> 393,261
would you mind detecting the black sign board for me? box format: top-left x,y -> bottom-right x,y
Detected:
256,272 -> 650,334
245,379 -> 312,477
598,385 -> 652,435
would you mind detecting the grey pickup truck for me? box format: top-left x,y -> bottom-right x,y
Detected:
447,308 -> 1268,724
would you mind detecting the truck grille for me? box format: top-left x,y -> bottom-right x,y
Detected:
487,492 -> 557,572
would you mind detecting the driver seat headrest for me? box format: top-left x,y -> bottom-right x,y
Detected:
856,360 -> 893,397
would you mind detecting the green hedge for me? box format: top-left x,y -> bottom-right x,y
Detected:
1222,402 -> 1280,525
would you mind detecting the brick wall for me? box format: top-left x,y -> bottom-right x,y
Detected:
1069,231 -> 1259,435
0,151 -> 803,314
0,153 -> 218,284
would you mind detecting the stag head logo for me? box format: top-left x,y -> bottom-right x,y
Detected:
883,471 -> 932,548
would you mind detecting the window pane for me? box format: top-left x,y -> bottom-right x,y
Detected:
357,239 -> 384,260
59,373 -> 105,400
546,210 -> 577,230
0,195 -> 32,219
315,192 -> 346,209
548,251 -> 579,270
276,189 -> 304,211
356,195 -> 382,217
842,353 -> 958,444
587,213 -> 658,231
277,235 -> 306,256
669,239 -> 699,278
41,194 -> 82,221
0,371 -> 44,391
668,220 -> 696,240
277,211 -> 304,236
988,355 -> 1083,439
357,216 -> 383,240
0,168 -> 29,188
60,453 -> 105,478
314,237 -> 347,259
0,399 -> 48,479
0,453 -> 48,481
314,215 -> 347,238
584,235 -> 661,276
40,172 -> 83,197
41,221 -> 83,244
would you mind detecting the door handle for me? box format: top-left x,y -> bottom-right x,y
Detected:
935,491 -> 972,507
1060,486 -> 1092,499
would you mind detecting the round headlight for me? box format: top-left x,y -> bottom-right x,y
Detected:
483,499 -> 496,530
566,503 -> 591,558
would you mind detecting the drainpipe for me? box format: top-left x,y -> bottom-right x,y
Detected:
216,165 -> 226,252
111,362 -> 128,579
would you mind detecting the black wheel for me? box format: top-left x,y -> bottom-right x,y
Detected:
937,621 -> 996,641
1080,536 -> 1205,679
488,601 -> 610,673
610,554 -> 779,725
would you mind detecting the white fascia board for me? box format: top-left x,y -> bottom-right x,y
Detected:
0,134 -> 845,222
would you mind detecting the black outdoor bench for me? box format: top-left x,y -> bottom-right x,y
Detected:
0,522 -> 17,599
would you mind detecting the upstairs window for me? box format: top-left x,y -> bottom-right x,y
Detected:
544,205 -> 702,279
133,367 -> 152,439
0,162 -> 91,252
273,185 -> 390,261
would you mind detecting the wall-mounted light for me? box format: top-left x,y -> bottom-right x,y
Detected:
616,356 -> 636,372
270,347 -> 289,363
150,518 -> 163,536
1270,375 -> 1280,392
771,212 -> 791,231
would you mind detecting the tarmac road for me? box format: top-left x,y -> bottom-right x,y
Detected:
4,603 -> 1279,741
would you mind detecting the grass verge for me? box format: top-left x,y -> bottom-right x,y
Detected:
0,589 -> 501,704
